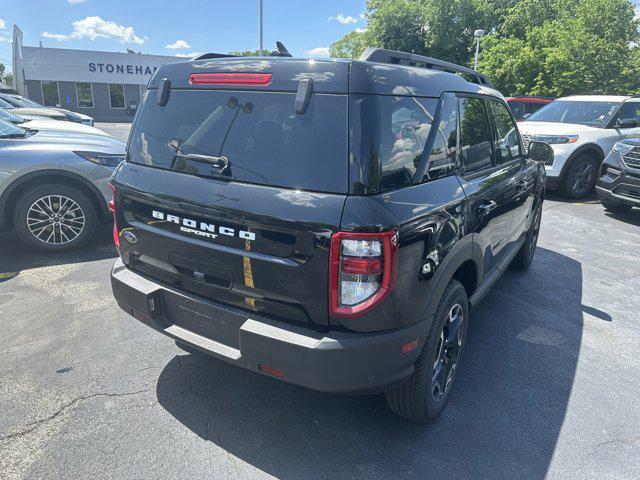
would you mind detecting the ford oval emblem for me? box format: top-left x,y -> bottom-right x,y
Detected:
122,231 -> 138,244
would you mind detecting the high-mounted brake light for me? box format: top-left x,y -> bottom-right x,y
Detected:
108,182 -> 119,250
188,73 -> 272,86
329,231 -> 398,318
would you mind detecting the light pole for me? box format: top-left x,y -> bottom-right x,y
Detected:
259,0 -> 264,56
474,29 -> 485,71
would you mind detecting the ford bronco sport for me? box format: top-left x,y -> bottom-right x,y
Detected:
110,47 -> 551,424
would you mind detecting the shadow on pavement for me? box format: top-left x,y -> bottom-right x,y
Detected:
0,226 -> 116,275
156,247 -> 591,479
603,209 -> 640,227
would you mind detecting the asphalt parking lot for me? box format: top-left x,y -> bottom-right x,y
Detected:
1,184 -> 639,478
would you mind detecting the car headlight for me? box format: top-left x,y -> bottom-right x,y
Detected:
534,135 -> 579,145
74,151 -> 125,167
612,141 -> 633,157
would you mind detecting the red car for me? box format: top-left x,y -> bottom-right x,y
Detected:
506,96 -> 554,121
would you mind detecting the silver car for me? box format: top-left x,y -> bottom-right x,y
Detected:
0,118 -> 125,251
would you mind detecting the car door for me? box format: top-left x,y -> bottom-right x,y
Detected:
611,101 -> 640,141
455,95 -> 518,273
487,98 -> 536,243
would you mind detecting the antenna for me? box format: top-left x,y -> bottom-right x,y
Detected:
271,42 -> 292,57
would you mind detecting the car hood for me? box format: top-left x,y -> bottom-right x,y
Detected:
56,108 -> 93,121
18,129 -> 125,154
22,118 -> 109,137
9,107 -> 67,119
518,121 -> 600,135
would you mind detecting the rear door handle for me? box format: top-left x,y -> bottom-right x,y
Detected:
477,200 -> 497,215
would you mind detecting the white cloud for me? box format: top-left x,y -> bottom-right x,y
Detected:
41,16 -> 147,44
165,39 -> 191,49
0,19 -> 5,30
67,0 -> 86,3
175,51 -> 203,58
359,12 -> 366,20
328,13 -> 357,25
355,28 -> 367,33
0,37 -> 6,43
305,46 -> 330,57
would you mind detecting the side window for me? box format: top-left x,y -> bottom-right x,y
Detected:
424,93 -> 458,181
379,96 -> 437,191
489,99 -> 523,164
508,101 -> 526,120
458,97 -> 494,174
615,102 -> 640,126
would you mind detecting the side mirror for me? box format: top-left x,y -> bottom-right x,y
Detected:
528,141 -> 554,164
614,118 -> 638,129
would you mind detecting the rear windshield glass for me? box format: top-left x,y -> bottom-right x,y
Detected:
128,90 -> 348,193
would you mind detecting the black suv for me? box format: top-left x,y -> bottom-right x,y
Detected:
596,138 -> 640,212
109,48 -> 551,424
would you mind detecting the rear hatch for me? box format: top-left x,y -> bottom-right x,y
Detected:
112,58 -> 350,329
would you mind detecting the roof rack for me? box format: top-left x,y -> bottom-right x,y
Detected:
359,47 -> 494,88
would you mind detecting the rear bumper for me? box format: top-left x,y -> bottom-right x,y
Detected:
111,259 -> 428,393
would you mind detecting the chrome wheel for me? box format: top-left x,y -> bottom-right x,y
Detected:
431,303 -> 464,403
26,195 -> 85,245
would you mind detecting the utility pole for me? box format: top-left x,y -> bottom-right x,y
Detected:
474,29 -> 485,71
259,0 -> 264,56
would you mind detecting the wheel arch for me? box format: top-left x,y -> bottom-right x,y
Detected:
558,143 -> 605,181
0,170 -> 109,229
424,242 -> 483,319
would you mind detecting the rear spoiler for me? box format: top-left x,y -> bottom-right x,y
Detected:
359,47 -> 494,88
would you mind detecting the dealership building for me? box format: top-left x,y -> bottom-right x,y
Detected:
11,25 -> 182,122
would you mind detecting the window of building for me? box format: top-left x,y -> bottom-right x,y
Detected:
76,82 -> 94,108
489,99 -> 523,164
458,97 -> 494,174
109,84 -> 125,109
41,81 -> 60,107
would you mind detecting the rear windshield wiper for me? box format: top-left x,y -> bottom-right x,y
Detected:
174,152 -> 230,174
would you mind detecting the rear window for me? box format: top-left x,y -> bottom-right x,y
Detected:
128,90 -> 348,193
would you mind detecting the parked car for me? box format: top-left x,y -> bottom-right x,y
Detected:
0,118 -> 125,251
109,47 -> 551,424
0,93 -> 94,126
0,107 -> 109,137
505,96 -> 554,121
519,95 -> 640,198
0,95 -> 68,122
596,138 -> 640,212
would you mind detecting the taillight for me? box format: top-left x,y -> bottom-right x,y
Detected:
188,73 -> 272,85
329,231 -> 398,318
108,182 -> 119,250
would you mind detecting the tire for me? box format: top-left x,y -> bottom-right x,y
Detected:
600,197 -> 631,213
511,199 -> 542,270
386,279 -> 469,424
13,184 -> 97,252
561,155 -> 598,199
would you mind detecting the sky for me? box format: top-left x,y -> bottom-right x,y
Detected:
0,0 -> 368,74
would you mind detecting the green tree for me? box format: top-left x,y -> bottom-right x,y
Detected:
329,30 -> 371,58
366,0 -> 428,55
4,73 -> 12,87
228,50 -> 261,56
0,63 -> 5,82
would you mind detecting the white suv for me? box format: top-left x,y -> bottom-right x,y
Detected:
519,95 -> 640,198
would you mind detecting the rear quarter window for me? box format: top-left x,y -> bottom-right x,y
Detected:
128,90 -> 348,193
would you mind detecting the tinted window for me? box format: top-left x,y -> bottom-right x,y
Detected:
508,101 -> 526,120
528,100 -> 619,127
354,95 -> 437,192
615,102 -> 640,125
425,93 -> 458,181
109,84 -> 125,109
489,99 -> 523,164
41,81 -> 60,107
459,97 -> 493,174
128,90 -> 348,193
76,83 -> 94,108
